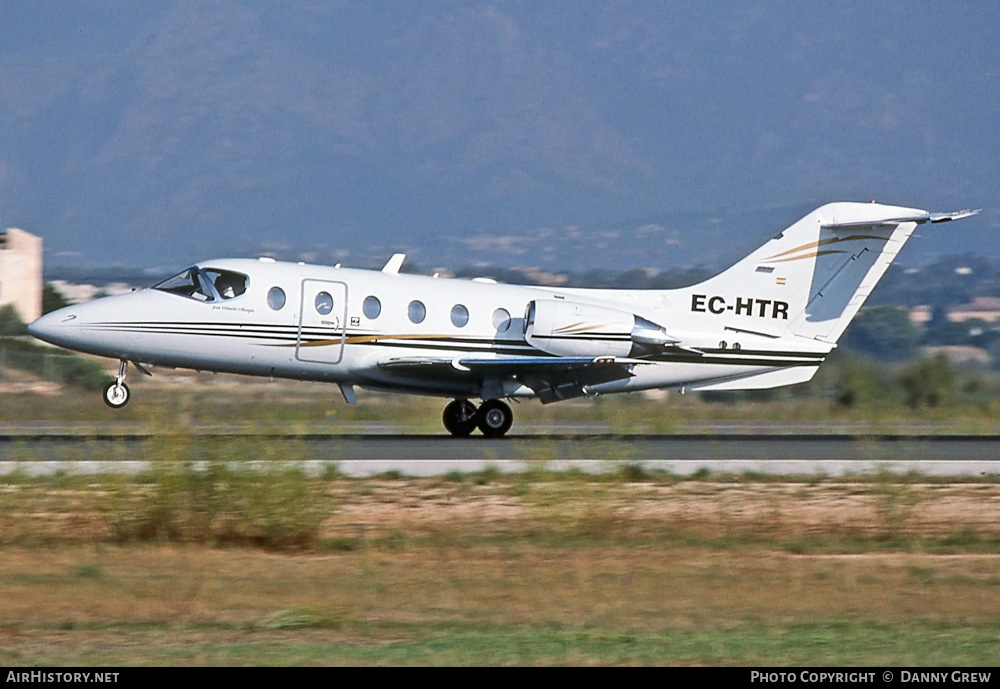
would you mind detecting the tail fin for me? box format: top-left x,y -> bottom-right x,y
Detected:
691,202 -> 979,345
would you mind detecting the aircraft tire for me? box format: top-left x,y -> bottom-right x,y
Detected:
443,399 -> 477,437
103,381 -> 131,409
476,399 -> 513,438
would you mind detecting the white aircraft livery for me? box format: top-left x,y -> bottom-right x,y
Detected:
28,202 -> 979,437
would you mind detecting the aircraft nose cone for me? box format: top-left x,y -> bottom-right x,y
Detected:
27,309 -> 76,347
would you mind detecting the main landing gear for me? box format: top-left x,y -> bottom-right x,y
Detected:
442,398 -> 514,438
103,360 -> 131,409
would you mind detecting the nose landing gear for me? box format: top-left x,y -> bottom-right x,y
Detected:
442,398 -> 514,437
102,360 -> 131,409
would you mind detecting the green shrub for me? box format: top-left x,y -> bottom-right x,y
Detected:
51,354 -> 112,390
841,305 -> 920,361
899,354 -> 954,409
0,338 -> 111,390
832,357 -> 893,409
105,435 -> 326,549
0,305 -> 26,336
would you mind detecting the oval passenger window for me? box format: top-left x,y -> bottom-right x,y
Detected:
363,296 -> 382,319
267,286 -> 286,310
451,304 -> 469,328
492,308 -> 511,331
408,300 -> 426,324
315,291 -> 334,315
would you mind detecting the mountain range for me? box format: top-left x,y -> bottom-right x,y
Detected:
1,2 -> 997,273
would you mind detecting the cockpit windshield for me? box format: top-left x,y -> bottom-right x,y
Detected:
153,267 -> 248,302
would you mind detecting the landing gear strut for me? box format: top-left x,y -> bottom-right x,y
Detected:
103,360 -> 131,409
442,398 -> 514,437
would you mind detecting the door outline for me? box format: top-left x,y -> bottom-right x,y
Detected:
296,279 -> 348,364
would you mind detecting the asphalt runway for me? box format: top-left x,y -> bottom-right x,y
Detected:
5,431 -> 1000,460
2,425 -> 999,476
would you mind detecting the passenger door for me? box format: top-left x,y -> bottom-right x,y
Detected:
296,279 -> 348,364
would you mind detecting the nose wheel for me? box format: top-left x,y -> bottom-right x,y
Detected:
103,381 -> 131,408
103,360 -> 131,409
442,398 -> 514,437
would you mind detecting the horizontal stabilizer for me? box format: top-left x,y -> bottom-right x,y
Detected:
822,208 -> 980,229
928,209 -> 981,223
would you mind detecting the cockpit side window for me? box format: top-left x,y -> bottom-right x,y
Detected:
203,269 -> 248,300
153,268 -> 213,301
153,267 -> 248,302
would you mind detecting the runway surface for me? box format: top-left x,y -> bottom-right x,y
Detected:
2,422 -> 998,476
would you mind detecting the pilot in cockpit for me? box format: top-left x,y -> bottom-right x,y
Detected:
214,274 -> 236,299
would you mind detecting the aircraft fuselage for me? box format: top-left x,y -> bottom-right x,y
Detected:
27,202 -> 979,435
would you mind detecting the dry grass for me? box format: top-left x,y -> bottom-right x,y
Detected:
4,477 -> 1000,549
1,476 -> 1000,664
3,545 -> 1000,628
325,478 -> 1000,546
1,543 -> 999,665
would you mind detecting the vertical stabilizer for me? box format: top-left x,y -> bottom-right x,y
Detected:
688,202 -> 976,345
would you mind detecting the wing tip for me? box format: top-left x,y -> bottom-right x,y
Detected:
928,209 -> 981,223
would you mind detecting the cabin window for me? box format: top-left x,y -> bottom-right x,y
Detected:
492,308 -> 511,332
408,300 -> 426,324
315,291 -> 334,315
363,296 -> 382,319
267,286 -> 286,310
451,304 -> 469,328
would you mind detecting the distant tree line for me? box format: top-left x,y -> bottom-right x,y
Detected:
869,254 -> 1000,310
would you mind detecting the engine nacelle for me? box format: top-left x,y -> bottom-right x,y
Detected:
523,299 -> 676,357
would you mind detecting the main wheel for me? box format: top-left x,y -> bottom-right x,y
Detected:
476,399 -> 513,438
103,381 -> 131,408
442,399 -> 478,437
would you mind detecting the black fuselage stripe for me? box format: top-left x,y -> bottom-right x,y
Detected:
535,334 -> 631,341
82,322 -> 825,366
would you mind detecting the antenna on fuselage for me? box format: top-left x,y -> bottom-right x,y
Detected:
381,253 -> 406,274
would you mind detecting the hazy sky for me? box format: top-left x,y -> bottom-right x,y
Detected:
1,1 -> 997,271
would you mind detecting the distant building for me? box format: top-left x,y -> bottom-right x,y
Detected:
948,297 -> 1000,324
47,280 -> 135,304
910,299 -> 1000,328
0,228 -> 42,323
923,345 -> 992,367
909,305 -> 933,327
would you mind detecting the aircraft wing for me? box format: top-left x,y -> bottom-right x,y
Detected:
378,355 -> 635,404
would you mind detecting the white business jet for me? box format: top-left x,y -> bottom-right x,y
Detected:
28,202 -> 978,436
